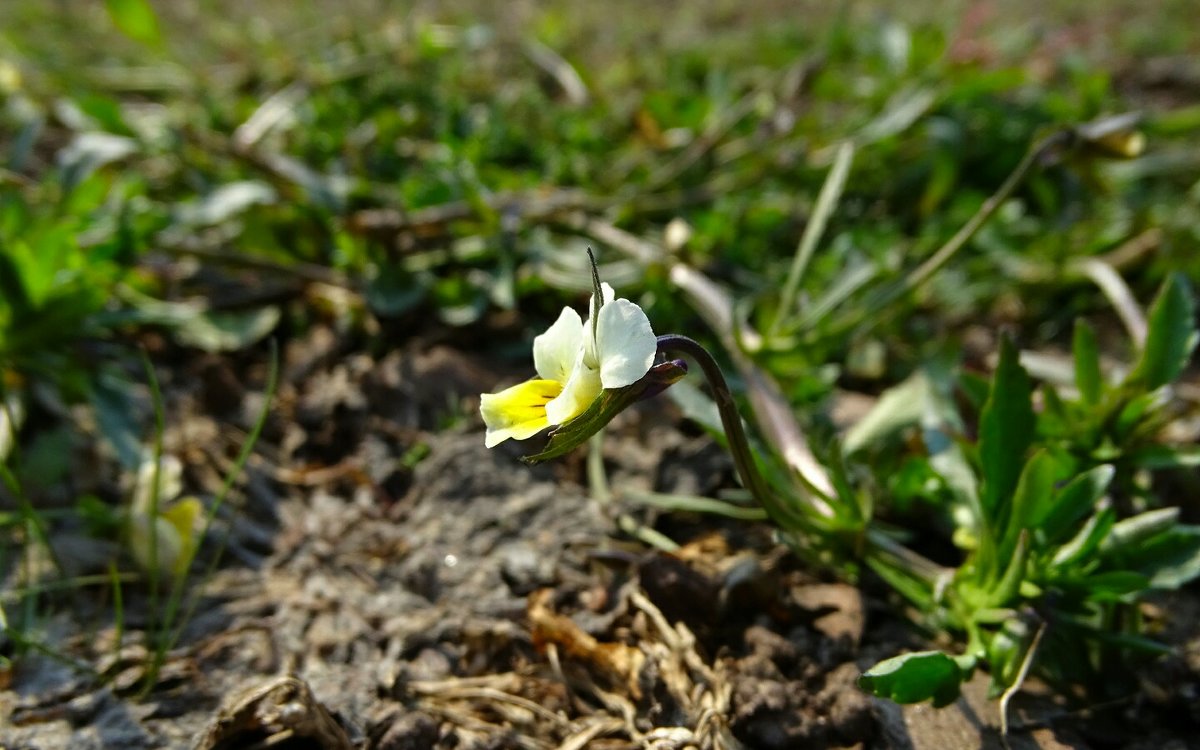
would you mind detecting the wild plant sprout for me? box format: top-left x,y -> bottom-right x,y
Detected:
483,133 -> 1200,727
481,250 -> 798,527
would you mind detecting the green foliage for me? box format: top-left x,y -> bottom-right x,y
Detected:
1,0 -> 1198,719
858,651 -> 967,708
1131,273 -> 1197,390
857,275 -> 1200,706
1039,272 -> 1197,480
103,0 -> 161,45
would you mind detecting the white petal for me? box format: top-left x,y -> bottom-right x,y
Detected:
533,307 -> 583,383
588,282 -> 616,321
545,353 -> 602,425
596,298 -> 656,389
581,282 -> 616,369
132,455 -> 183,515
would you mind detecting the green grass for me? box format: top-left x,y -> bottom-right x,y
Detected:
2,0 -> 1198,717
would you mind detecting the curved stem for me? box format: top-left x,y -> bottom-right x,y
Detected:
656,333 -> 950,593
656,334 -> 808,531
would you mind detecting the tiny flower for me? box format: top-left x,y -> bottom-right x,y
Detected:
481,282 -> 656,447
128,454 -> 202,578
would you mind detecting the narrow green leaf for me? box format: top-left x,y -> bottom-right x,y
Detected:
979,336 -> 1035,521
865,555 -> 936,611
988,530 -> 1030,607
620,488 -> 768,521
1039,384 -> 1069,435
89,372 -> 142,470
1123,526 -> 1200,589
1128,444 -> 1200,470
1114,387 -> 1170,440
858,650 -> 964,707
173,307 -> 281,352
1001,451 -> 1058,560
1072,319 -> 1102,404
843,370 -> 930,454
1052,508 -> 1115,569
104,0 -> 161,45
1078,571 -> 1150,601
1130,272 -> 1197,390
1100,508 -> 1180,558
1034,464 -> 1114,545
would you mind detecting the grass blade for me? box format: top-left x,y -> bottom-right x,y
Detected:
770,140 -> 854,337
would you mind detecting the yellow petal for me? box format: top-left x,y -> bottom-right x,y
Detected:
480,379 -> 562,447
162,497 -> 202,576
129,498 -> 202,578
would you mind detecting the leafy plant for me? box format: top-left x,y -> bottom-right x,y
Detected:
1039,273 -> 1199,480
854,275 -> 1200,707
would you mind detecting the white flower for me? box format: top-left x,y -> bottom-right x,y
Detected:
128,454 -> 201,577
480,283 -> 656,448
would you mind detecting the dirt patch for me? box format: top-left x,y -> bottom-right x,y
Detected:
3,335 -> 1199,749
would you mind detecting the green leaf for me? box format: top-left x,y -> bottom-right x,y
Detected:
988,530 -> 1030,607
1100,508 -> 1180,559
1114,387 -> 1170,441
1072,319 -> 1102,404
1052,508 -> 1115,570
104,0 -> 161,45
1120,526 -> 1200,589
978,336 -> 1035,521
843,370 -> 930,454
90,372 -> 142,470
1039,384 -> 1069,436
1001,451 -> 1058,560
174,307 -> 281,352
866,552 -> 936,611
1034,464 -> 1114,545
1127,444 -> 1200,470
1130,273 -> 1197,390
858,650 -> 964,707
366,266 -> 427,317
523,361 -> 688,464
1077,570 -> 1150,601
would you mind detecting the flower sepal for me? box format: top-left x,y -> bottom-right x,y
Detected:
521,359 -> 687,464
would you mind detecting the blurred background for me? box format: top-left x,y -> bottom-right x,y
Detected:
3,2 -> 1200,747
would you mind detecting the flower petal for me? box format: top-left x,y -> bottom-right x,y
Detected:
581,282 -> 617,369
544,353 -> 602,425
132,454 -> 183,515
480,379 -> 561,447
129,514 -> 184,578
533,307 -> 583,383
596,298 -> 656,389
588,282 -> 616,321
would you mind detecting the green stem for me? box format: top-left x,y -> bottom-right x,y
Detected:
656,334 -> 808,531
655,335 -> 948,597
